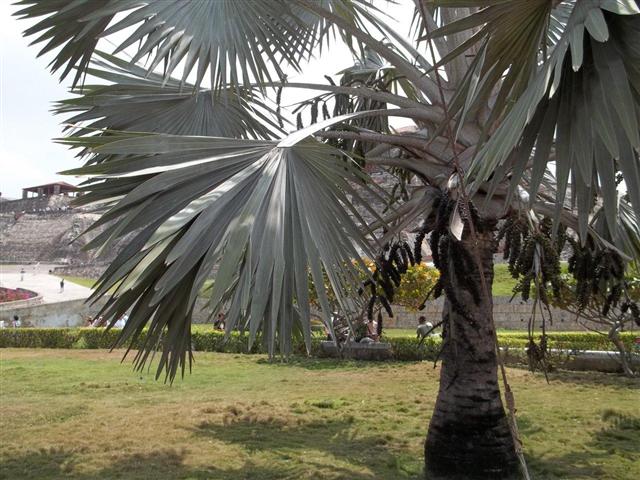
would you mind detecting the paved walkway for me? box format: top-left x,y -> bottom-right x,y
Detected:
0,268 -> 92,304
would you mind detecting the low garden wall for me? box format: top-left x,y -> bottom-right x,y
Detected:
0,287 -> 42,311
0,286 -> 39,302
382,297 -> 625,331
0,298 -> 106,328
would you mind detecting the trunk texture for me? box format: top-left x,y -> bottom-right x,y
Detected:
424,226 -> 519,479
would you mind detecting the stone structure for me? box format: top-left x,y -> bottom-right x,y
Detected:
0,298 -> 106,328
21,181 -> 78,199
383,297 -> 637,332
0,193 -> 74,215
0,210 -> 104,264
319,341 -> 393,360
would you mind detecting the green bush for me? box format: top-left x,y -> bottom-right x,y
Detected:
495,332 -> 637,352
1,328 -> 636,361
386,336 -> 441,361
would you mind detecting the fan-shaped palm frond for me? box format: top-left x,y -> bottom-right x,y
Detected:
14,0 -> 370,90
427,0 -> 554,128
463,1 -> 640,234
56,52 -> 283,143
60,132 -> 381,380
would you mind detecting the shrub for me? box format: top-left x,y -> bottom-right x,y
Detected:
307,260 -> 440,312
1,328 -> 636,361
392,264 -> 440,310
386,336 -> 441,361
72,337 -> 88,349
496,332 -> 637,352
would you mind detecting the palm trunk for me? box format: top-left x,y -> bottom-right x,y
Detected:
424,226 -> 519,479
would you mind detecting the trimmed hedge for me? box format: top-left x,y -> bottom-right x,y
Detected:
490,332 -> 637,352
1,328 -> 636,362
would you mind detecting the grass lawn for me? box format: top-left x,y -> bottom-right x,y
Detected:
61,276 -> 97,290
492,263 -> 517,297
492,262 -> 570,297
1,349 -> 638,480
66,269 -> 519,298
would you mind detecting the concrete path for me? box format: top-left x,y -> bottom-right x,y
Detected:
0,268 -> 92,304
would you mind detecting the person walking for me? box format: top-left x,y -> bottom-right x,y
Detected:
59,278 -> 65,293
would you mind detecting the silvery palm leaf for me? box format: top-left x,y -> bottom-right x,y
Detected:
455,1 -> 640,236
14,0 -> 371,90
60,131 -> 382,381
55,52 -> 283,145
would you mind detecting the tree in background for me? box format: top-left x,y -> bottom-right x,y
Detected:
15,1 -> 640,478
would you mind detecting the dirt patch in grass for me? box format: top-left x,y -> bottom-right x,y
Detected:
1,349 -> 638,479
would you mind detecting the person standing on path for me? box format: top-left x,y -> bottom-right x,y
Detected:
59,278 -> 65,293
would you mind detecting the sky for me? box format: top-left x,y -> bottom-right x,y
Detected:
0,1 -> 77,199
0,1 -> 414,199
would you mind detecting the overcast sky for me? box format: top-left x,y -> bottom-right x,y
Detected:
0,1 -> 414,199
0,1 -> 77,198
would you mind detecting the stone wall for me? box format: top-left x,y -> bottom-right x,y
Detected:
0,298 -> 106,328
53,264 -> 109,280
383,297 -> 638,331
0,293 -> 43,311
190,296 -> 617,331
0,195 -> 74,214
0,211 -> 103,264
5,293 -> 636,332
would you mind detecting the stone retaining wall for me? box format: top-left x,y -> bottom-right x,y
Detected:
0,195 -> 73,214
191,296 -> 621,331
53,264 -> 109,279
383,297 -> 626,331
0,298 -> 106,328
5,294 -> 635,332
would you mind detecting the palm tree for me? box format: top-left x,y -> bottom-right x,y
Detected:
14,1 -> 640,478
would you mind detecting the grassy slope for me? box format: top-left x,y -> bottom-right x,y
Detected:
1,349 -> 638,480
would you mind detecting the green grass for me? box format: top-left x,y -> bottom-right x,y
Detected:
491,262 -> 570,297
61,276 -> 97,289
492,263 -> 517,297
1,349 -> 638,479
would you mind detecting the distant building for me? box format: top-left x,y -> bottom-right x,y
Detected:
22,182 -> 78,199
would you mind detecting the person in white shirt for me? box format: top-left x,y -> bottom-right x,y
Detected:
114,314 -> 128,329
416,316 -> 434,341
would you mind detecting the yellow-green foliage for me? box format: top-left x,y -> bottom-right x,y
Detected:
308,261 -> 440,310
392,264 -> 440,310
